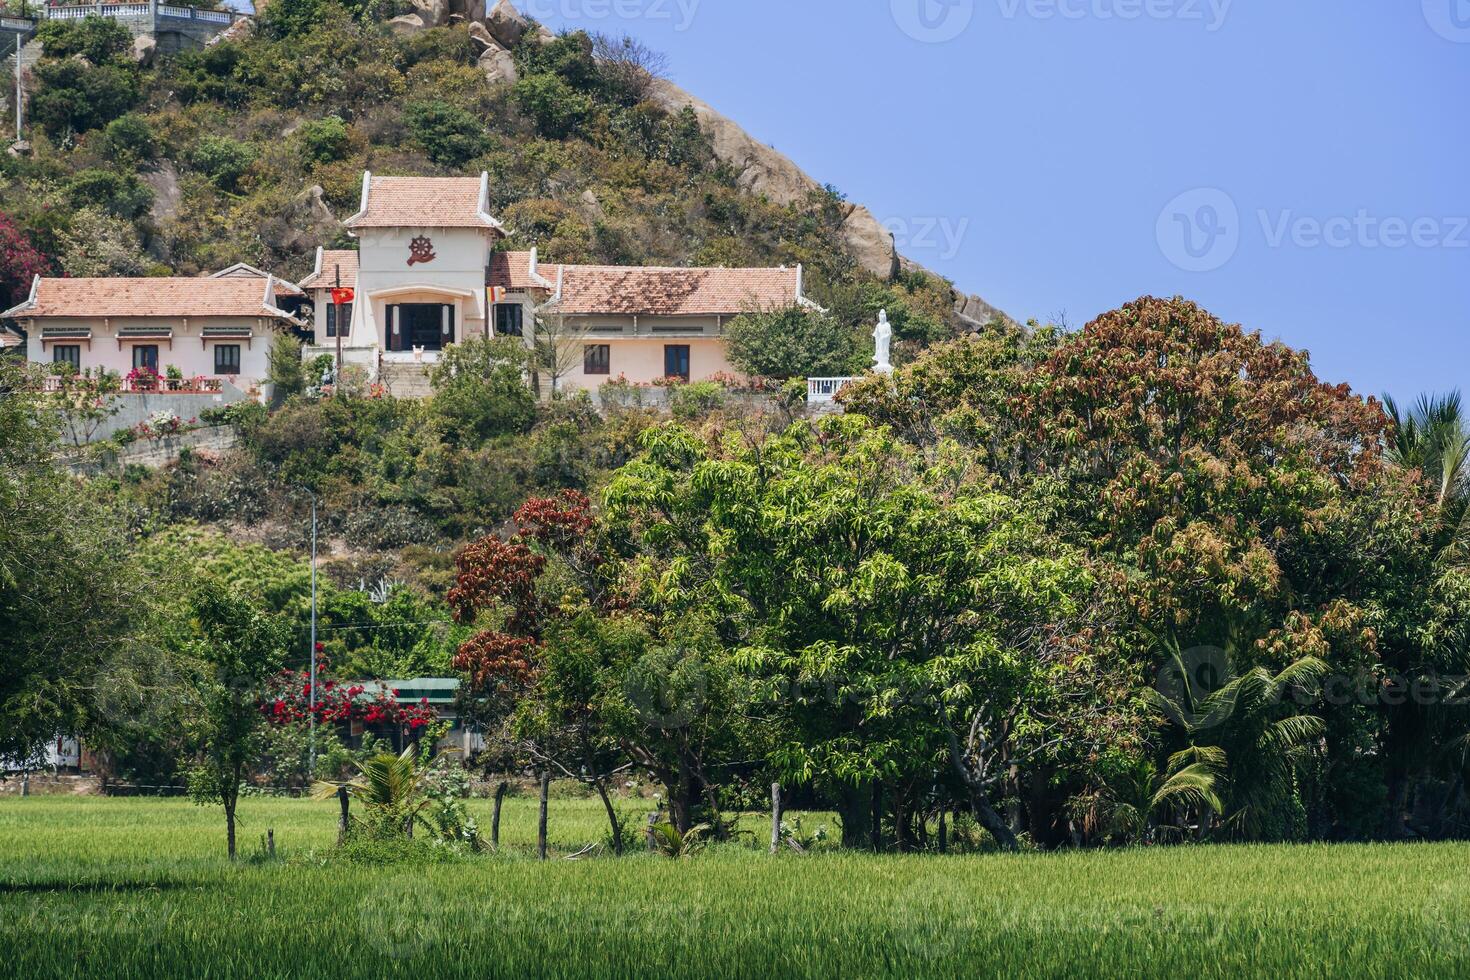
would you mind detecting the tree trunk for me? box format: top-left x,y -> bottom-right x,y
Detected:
1382,769 -> 1411,840
770,783 -> 782,854
595,780 -> 623,857
835,783 -> 871,849
937,811 -> 948,853
337,786 -> 350,845
968,793 -> 1019,851
870,782 -> 883,852
669,759 -> 694,834
491,780 -> 508,850
537,771 -> 550,860
225,801 -> 237,860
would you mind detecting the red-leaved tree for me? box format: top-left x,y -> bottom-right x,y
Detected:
0,213 -> 48,308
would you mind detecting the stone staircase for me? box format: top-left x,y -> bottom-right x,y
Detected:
377,360 -> 435,400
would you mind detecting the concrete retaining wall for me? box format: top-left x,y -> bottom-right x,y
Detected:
62,424 -> 238,475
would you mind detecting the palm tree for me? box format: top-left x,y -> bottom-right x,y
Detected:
1384,391 -> 1470,552
1148,641 -> 1327,840
313,745 -> 435,839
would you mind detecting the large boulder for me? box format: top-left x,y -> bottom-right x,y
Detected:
485,0 -> 529,48
450,0 -> 487,23
131,34 -> 156,67
409,0 -> 450,27
143,161 -> 182,225
478,41 -> 518,86
467,20 -> 495,54
840,204 -> 900,281
387,13 -> 427,34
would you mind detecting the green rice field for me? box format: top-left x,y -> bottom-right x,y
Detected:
2,795 -> 1468,978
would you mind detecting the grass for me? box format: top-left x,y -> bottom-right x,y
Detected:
3,795 -> 1470,978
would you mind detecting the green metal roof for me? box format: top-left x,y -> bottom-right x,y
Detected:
357,677 -> 460,705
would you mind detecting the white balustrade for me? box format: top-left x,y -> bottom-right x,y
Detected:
806,377 -> 855,404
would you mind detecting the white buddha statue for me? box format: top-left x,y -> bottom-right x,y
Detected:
872,309 -> 894,374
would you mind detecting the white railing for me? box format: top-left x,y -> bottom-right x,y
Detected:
807,377 -> 855,404
39,4 -> 245,24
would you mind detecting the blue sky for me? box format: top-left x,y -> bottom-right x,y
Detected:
524,0 -> 1469,403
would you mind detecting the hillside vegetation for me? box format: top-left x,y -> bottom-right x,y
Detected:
1,7 -> 966,358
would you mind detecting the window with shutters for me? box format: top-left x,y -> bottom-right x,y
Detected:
584,344 -> 611,375
214,344 -> 241,375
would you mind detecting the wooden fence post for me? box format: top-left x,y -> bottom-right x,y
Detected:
537,772 -> 549,861
770,782 -> 782,853
336,786 -> 350,845
491,780 -> 508,851
20,772 -> 28,797
267,829 -> 275,857
646,812 -> 659,852
938,811 -> 948,853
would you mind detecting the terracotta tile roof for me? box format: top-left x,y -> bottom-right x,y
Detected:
487,251 -> 552,291
210,263 -> 304,296
299,250 -> 360,290
8,277 -> 297,319
344,173 -> 502,230
550,264 -> 802,316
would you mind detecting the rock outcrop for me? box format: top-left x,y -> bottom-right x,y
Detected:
485,0 -> 531,47
143,161 -> 182,225
131,34 -> 157,68
387,13 -> 427,34
477,42 -> 517,86
645,78 -> 899,280
645,77 -> 1006,323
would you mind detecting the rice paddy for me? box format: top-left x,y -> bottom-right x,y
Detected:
2,795 -> 1468,978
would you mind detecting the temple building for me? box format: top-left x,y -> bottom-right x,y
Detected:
304,172 -> 822,393
3,172 -> 822,398
1,269 -> 303,393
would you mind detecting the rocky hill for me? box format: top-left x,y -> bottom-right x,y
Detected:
1,0 -> 1008,340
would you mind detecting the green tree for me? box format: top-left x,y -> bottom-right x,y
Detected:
297,115 -> 350,164
189,135 -> 260,193
101,114 -> 157,163
602,418 -> 1118,849
0,362 -> 153,763
30,59 -> 141,139
428,337 -> 536,446
513,74 -> 596,140
34,16 -> 132,64
266,333 -> 306,402
723,305 -> 858,380
404,100 -> 489,167
185,583 -> 288,860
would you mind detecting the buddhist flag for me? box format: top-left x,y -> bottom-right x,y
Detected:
488,286 -> 507,304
